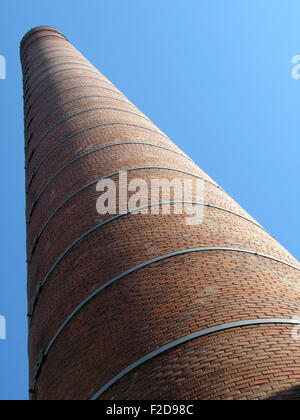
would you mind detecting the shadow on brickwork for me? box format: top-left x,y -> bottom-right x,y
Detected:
265,386 -> 300,400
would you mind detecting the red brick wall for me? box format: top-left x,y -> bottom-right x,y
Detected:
21,26 -> 300,400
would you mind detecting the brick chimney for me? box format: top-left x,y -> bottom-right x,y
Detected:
21,26 -> 300,400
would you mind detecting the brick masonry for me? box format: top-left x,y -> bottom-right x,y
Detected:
21,26 -> 300,400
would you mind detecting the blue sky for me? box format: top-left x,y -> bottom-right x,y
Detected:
0,0 -> 299,400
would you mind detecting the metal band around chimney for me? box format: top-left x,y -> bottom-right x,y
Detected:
24,54 -> 89,83
27,169 -> 252,258
29,203 -> 208,316
21,34 -> 67,58
23,48 -> 74,72
29,234 -> 300,324
25,85 -> 124,123
21,31 -> 65,57
23,47 -> 77,72
25,82 -> 119,121
24,61 -> 98,92
27,170 -> 263,262
24,74 -> 111,110
22,35 -> 69,60
21,30 -> 67,47
24,54 -> 84,82
27,132 -> 187,195
28,199 -> 265,261
25,81 -> 116,121
21,27 -> 66,42
26,144 -> 202,218
30,245 -> 300,320
90,318 -> 300,400
27,106 -> 151,156
27,117 -> 161,164
25,94 -> 136,137
31,317 -> 300,394
26,139 -> 191,197
27,121 -> 171,173
26,151 -> 209,223
26,73 -> 118,105
25,66 -> 107,100
24,66 -> 106,101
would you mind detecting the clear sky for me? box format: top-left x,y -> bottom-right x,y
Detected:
0,0 -> 299,400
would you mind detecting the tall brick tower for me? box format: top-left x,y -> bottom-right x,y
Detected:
21,26 -> 300,401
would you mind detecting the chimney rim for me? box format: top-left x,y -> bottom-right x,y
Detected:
20,26 -> 68,57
